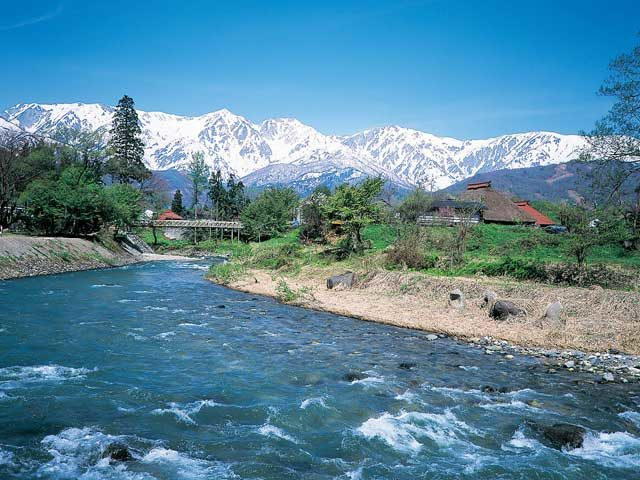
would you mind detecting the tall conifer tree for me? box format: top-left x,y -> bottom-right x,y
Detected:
107,95 -> 150,184
171,189 -> 184,216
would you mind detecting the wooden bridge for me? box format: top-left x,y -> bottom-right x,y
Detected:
132,219 -> 243,242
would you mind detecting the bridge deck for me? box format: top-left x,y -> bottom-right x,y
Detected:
133,220 -> 243,229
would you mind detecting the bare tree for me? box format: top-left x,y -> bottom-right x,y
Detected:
583,39 -> 640,198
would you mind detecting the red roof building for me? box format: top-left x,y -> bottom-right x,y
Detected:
158,210 -> 184,221
514,201 -> 555,227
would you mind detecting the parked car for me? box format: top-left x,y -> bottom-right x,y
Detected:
544,225 -> 568,234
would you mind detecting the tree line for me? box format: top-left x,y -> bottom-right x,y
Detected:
0,95 -> 151,236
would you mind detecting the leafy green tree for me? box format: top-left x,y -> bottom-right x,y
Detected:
559,204 -> 632,266
207,169 -> 227,219
226,174 -> 247,218
106,95 -> 150,184
54,127 -> 107,180
321,177 -> 384,252
299,191 -> 328,243
187,152 -> 210,218
0,136 -> 57,227
396,187 -> 433,223
20,166 -> 105,235
240,187 -> 298,241
171,189 -> 184,216
102,183 -> 143,233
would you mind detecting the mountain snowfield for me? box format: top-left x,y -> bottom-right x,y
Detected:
2,102 -> 587,190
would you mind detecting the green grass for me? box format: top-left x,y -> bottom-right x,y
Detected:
143,222 -> 639,288
362,224 -> 397,251
207,261 -> 245,284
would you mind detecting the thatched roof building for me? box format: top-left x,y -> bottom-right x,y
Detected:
460,181 -> 536,224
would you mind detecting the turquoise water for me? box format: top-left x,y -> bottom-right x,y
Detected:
0,261 -> 639,479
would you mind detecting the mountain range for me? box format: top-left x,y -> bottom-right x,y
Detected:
1,102 -> 588,194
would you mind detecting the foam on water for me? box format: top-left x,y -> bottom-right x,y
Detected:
0,447 -> 15,467
300,397 -> 327,409
257,423 -> 298,444
0,365 -> 94,389
502,428 -> 543,452
480,399 -> 543,412
90,284 -> 122,288
458,365 -> 479,371
38,427 -> 148,479
567,431 -> 640,469
619,411 -> 640,428
151,399 -> 222,425
350,371 -> 385,387
142,447 -> 237,479
155,331 -> 176,339
357,409 -> 479,455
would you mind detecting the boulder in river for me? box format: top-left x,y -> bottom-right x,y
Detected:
343,371 -> 367,382
541,423 -> 586,450
102,443 -> 133,462
327,272 -> 357,290
489,300 -> 525,321
448,289 -> 465,309
398,362 -> 417,370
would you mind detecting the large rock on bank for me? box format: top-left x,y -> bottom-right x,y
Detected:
448,289 -> 465,309
327,272 -> 357,290
489,300 -> 525,321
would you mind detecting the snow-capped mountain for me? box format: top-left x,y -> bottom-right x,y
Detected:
2,102 -> 587,190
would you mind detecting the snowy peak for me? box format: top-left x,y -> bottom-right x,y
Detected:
1,101 -> 587,190
5,103 -> 113,133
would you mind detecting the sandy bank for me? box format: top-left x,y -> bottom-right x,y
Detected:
0,234 -> 140,280
216,266 -> 640,356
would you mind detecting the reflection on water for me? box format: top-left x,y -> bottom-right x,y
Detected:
0,261 -> 638,479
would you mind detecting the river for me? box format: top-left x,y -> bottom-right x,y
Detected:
0,261 -> 639,479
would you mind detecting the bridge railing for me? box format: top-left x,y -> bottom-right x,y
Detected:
132,220 -> 243,229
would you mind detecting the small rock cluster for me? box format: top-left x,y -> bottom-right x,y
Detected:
449,288 -> 564,325
466,335 -> 640,384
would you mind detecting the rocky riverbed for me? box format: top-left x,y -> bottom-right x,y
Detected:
466,335 -> 640,384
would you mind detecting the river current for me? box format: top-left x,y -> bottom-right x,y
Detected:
0,261 -> 639,479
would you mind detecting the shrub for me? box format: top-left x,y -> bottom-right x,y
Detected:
207,262 -> 245,285
386,226 -> 439,270
253,243 -> 303,270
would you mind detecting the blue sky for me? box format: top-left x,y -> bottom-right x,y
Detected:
1,0 -> 638,138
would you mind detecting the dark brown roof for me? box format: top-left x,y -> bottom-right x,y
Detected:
466,181 -> 492,190
460,188 -> 536,224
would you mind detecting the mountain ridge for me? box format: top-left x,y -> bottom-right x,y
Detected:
2,102 -> 587,191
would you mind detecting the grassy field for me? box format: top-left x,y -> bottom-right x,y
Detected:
138,223 -> 640,289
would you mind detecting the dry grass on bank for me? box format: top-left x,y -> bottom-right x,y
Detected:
225,266 -> 640,355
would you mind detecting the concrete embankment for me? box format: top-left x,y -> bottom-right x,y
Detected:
0,235 -> 141,280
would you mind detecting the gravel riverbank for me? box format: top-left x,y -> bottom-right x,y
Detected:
210,266 -> 640,383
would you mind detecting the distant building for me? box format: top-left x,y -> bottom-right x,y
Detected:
418,199 -> 484,226
514,201 -> 555,227
459,181 -> 536,225
158,210 -> 184,221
